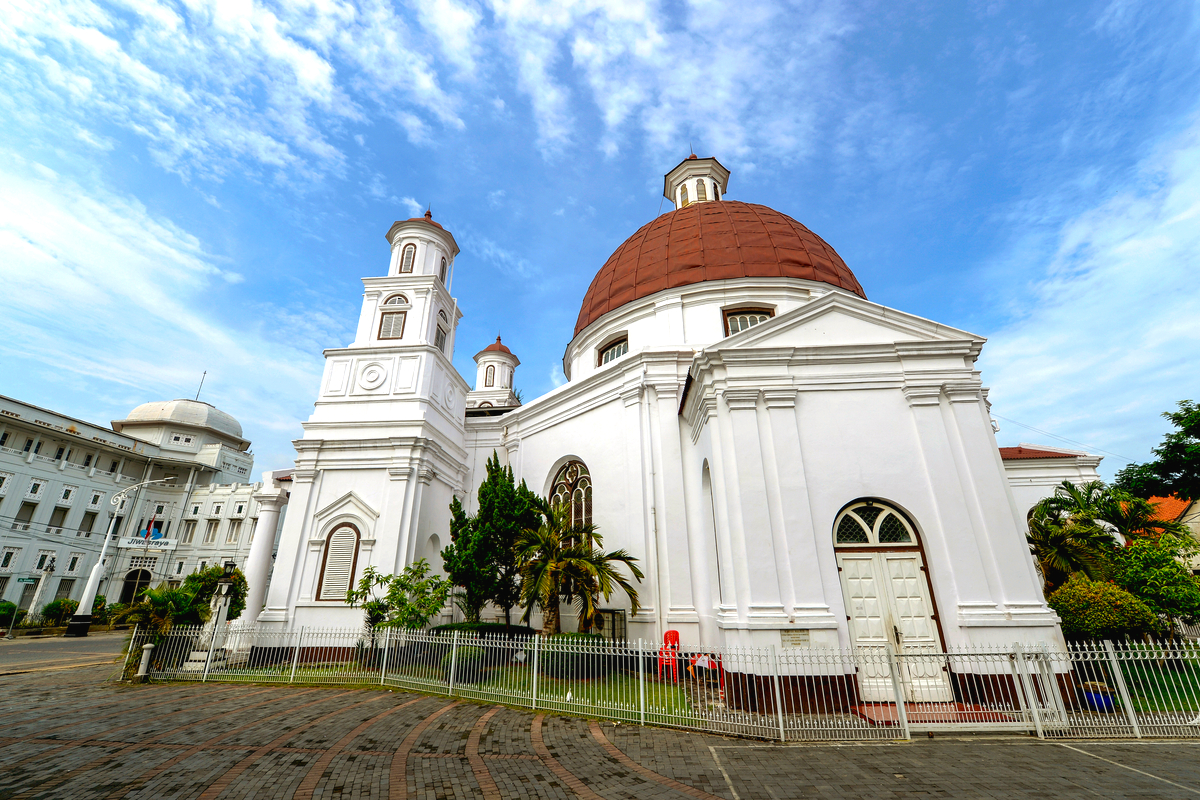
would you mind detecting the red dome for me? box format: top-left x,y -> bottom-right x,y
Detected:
574,201 -> 865,336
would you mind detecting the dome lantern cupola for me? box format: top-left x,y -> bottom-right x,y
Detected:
664,154 -> 730,209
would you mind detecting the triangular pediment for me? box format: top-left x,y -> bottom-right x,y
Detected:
714,292 -> 983,351
313,491 -> 379,527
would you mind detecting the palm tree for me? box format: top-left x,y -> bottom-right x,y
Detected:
113,584 -> 208,639
516,502 -> 644,635
1027,513 -> 1112,591
1040,479 -> 1188,542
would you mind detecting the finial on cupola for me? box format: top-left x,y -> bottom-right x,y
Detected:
425,207 -> 432,220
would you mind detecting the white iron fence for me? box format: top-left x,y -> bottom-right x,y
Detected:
125,625 -> 1200,742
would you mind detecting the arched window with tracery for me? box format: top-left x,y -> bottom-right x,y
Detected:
485,365 -> 495,387
400,243 -> 416,273
551,460 -> 592,529
317,523 -> 360,601
696,180 -> 707,202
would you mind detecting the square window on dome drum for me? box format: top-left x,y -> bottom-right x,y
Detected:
724,308 -> 773,336
599,338 -> 628,366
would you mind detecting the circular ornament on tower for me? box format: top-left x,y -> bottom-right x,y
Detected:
358,362 -> 389,390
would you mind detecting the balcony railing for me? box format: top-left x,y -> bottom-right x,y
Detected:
1,514 -> 99,539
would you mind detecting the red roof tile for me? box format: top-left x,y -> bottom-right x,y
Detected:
1148,496 -> 1192,522
998,446 -> 1083,460
573,201 -> 865,336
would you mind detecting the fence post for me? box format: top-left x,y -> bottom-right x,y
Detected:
531,635 -> 540,710
290,627 -> 304,684
120,624 -> 140,680
1103,640 -> 1141,738
379,628 -> 391,685
201,619 -> 221,682
448,630 -> 460,696
769,645 -> 786,742
1013,642 -> 1044,739
135,643 -> 155,682
885,643 -> 910,741
638,638 -> 646,726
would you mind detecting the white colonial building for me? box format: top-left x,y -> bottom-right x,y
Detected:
261,157 -> 1094,655
0,394 -> 288,620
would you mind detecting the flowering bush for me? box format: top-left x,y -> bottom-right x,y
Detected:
1048,574 -> 1159,640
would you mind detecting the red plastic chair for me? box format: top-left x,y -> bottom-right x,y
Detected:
657,630 -> 680,682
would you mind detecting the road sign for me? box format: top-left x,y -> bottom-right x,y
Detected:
16,577 -> 36,584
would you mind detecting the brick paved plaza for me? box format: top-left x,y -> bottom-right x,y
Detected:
4,637 -> 1200,798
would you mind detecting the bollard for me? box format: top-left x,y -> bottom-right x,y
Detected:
135,643 -> 155,683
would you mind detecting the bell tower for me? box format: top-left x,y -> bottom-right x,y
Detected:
664,155 -> 731,209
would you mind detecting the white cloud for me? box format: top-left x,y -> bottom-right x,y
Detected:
400,196 -> 424,217
459,229 -> 537,278
549,363 -> 566,388
485,0 -> 855,160
0,0 -> 462,182
981,117 -> 1200,476
0,153 -> 336,475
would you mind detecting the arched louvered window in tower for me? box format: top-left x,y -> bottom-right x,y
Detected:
400,244 -> 416,273
680,184 -> 689,207
551,460 -> 592,529
379,295 -> 408,339
317,524 -> 360,601
439,257 -> 448,283
696,180 -> 707,202
713,183 -> 720,201
485,365 -> 495,387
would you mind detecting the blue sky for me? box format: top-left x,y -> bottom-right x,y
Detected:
1,0 -> 1198,481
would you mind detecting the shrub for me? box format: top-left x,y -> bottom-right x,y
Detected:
539,632 -> 614,679
442,645 -> 489,684
103,602 -> 128,626
431,621 -> 537,639
0,601 -> 27,629
1048,574 -> 1159,640
40,598 -> 80,626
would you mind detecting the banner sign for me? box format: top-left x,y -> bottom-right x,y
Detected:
117,537 -> 178,551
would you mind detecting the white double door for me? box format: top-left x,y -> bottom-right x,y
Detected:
838,550 -> 953,702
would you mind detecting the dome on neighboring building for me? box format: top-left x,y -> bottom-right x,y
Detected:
475,336 -> 517,361
574,201 -> 866,336
114,399 -> 245,442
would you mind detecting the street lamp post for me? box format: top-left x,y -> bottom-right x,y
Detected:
66,478 -> 174,637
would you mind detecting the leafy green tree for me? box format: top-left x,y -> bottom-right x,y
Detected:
1111,535 -> 1200,633
517,501 -> 643,634
442,496 -> 495,623
1115,400 -> 1200,500
181,565 -> 250,621
441,452 -> 541,624
1048,575 -> 1158,640
346,559 -> 453,630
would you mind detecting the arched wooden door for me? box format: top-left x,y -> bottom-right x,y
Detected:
834,501 -> 952,702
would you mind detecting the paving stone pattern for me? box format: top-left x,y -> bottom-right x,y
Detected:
3,665 -> 1200,798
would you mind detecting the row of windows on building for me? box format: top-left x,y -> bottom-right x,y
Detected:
178,516 -> 258,546
1,548 -> 85,574
596,308 -> 773,367
0,431 -> 125,473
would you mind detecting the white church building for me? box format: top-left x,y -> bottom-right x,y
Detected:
256,157 -> 1091,655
